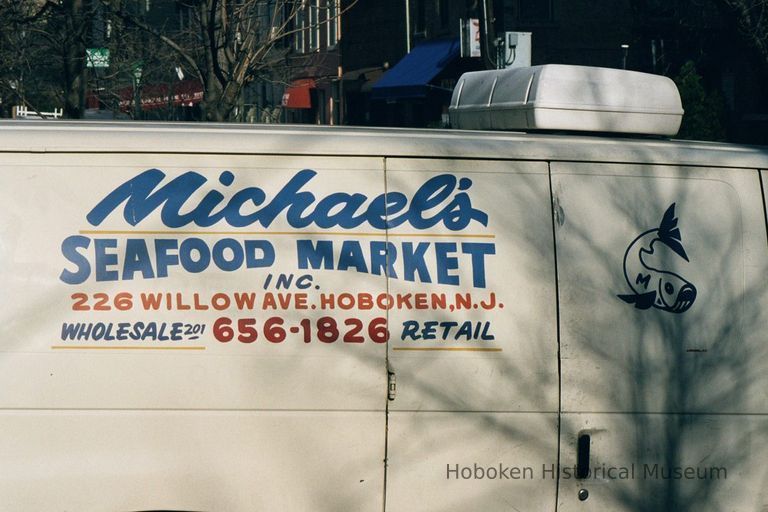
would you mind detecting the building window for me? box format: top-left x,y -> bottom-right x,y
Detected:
259,0 -> 276,39
268,0 -> 277,18
438,0 -> 449,28
177,4 -> 194,32
309,0 -> 319,50
645,0 -> 675,19
414,0 -> 426,36
327,0 -> 339,46
279,3 -> 293,48
518,0 -> 553,23
294,5 -> 306,52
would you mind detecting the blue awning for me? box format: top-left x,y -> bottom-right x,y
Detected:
372,38 -> 460,100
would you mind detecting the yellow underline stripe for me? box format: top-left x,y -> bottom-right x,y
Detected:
79,230 -> 495,239
392,347 -> 502,352
51,345 -> 206,351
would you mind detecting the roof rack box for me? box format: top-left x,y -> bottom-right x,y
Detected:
449,64 -> 684,136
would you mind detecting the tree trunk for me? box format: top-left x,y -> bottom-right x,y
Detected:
62,0 -> 86,119
201,78 -> 242,122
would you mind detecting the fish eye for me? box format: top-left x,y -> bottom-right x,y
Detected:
665,283 -> 674,295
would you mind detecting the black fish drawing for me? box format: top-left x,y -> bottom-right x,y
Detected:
618,203 -> 697,313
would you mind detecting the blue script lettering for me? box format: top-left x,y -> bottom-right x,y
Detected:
86,169 -> 488,231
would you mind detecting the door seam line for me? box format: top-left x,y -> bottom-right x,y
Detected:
549,161 -> 563,511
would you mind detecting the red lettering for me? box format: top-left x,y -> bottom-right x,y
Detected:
234,292 -> 257,310
212,293 -> 231,310
338,293 -> 355,310
319,294 -> 335,309
358,293 -> 373,310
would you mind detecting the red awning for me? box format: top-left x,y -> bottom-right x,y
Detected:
116,79 -> 204,111
282,78 -> 315,109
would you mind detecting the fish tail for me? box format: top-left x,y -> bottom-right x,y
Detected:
658,203 -> 689,261
618,291 -> 657,310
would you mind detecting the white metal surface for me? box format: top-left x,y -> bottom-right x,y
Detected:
387,412 -> 558,511
449,65 -> 684,135
0,152 -> 388,510
552,162 -> 768,510
0,411 -> 383,510
0,122 -> 766,511
384,158 -> 558,510
2,122 -> 768,169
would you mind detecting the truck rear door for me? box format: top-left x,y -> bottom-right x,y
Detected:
552,161 -> 768,511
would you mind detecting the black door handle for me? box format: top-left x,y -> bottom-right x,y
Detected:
577,433 -> 591,479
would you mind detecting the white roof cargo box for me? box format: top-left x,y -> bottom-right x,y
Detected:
449,64 -> 684,136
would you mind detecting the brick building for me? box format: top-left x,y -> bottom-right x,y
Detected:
333,0 -> 768,142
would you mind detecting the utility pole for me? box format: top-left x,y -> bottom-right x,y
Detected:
405,0 -> 411,52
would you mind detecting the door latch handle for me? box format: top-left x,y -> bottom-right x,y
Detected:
577,433 -> 591,479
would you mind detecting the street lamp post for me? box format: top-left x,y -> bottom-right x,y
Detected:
132,62 -> 143,120
621,44 -> 630,69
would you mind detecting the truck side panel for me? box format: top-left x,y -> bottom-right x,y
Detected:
384,158 -> 559,511
0,153 -> 388,511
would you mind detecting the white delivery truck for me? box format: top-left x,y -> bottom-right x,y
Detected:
0,65 -> 766,511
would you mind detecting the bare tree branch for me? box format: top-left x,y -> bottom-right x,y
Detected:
720,0 -> 768,65
90,0 -> 359,121
102,0 -> 204,81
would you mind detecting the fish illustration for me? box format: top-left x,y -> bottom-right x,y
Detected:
618,203 -> 697,313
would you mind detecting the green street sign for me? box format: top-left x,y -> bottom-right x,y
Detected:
86,48 -> 110,68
